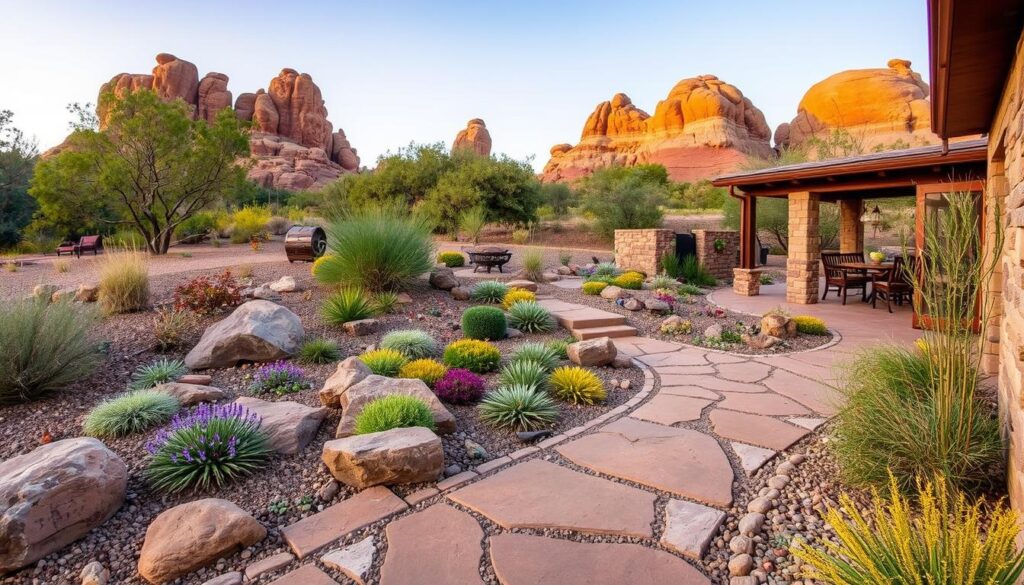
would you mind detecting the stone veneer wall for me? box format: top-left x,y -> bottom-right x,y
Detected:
786,192 -> 821,304
614,229 -> 675,276
692,230 -> 740,280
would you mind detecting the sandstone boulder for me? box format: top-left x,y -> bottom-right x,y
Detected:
76,283 -> 99,302
567,337 -> 617,367
506,279 -> 538,292
234,92 -> 257,121
0,438 -> 127,572
600,285 -> 624,300
233,397 -> 328,455
197,72 -> 232,123
322,427 -> 444,488
452,118 -> 492,156
185,300 -> 304,369
760,313 -> 796,339
154,382 -> 227,406
450,286 -> 471,301
337,376 -> 455,437
429,267 -> 459,291
319,357 -> 372,408
151,53 -> 200,107
137,499 -> 266,584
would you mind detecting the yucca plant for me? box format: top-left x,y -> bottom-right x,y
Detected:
322,287 -> 377,325
547,339 -> 571,360
84,390 -> 180,437
316,204 -> 435,292
380,329 -> 438,359
511,342 -> 560,371
129,358 -> 187,390
498,360 -> 548,391
548,366 -> 606,405
478,385 -> 559,431
373,291 -> 400,314
471,281 -> 509,304
507,301 -> 556,334
359,348 -> 409,376
793,473 -> 1024,584
297,338 -> 341,364
354,395 -> 436,434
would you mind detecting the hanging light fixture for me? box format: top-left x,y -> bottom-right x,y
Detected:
860,203 -> 883,235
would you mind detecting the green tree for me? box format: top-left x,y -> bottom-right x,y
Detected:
722,193 -> 839,251
0,110 -> 38,248
577,165 -> 667,241
30,90 -> 250,254
538,182 -> 577,217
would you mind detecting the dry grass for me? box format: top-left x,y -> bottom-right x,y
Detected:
97,250 -> 150,314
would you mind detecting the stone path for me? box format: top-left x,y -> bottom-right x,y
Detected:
268,299 -> 851,584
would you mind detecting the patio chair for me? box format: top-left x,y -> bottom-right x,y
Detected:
76,235 -> 102,256
821,252 -> 870,305
55,240 -> 78,257
872,255 -> 915,313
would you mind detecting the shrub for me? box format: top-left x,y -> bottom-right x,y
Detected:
793,315 -> 827,335
549,366 -> 606,405
507,301 -> 556,334
759,273 -> 775,285
459,207 -> 487,245
297,338 -> 341,364
129,358 -> 187,390
230,206 -> 272,243
433,368 -> 486,403
522,248 -> 544,282
153,309 -> 193,351
547,339 -> 570,360
235,263 -> 253,278
461,306 -> 508,340
172,270 -> 242,315
511,342 -> 560,371
612,271 -> 644,290
558,250 -> 572,266
108,228 -> 147,249
311,253 -> 333,278
53,259 -> 70,273
322,287 -> 377,325
471,280 -> 508,303
650,274 -> 677,290
511,229 -> 530,244
0,299 -> 101,404
679,255 -> 716,287
145,403 -> 271,493
593,262 -> 619,277
443,339 -> 501,373
97,250 -> 149,314
359,348 -> 409,377
317,205 -> 434,292
501,288 -> 536,310
677,283 -> 704,296
353,395 -> 436,434
582,281 -> 608,295
398,359 -> 448,387
84,390 -> 180,437
265,215 -> 293,236
793,473 -> 1024,584
660,319 -> 693,335
478,385 -> 560,431
249,361 -> 309,396
175,212 -> 216,243
437,251 -> 465,268
498,360 -> 548,391
381,329 -> 438,359
578,166 -> 667,240
372,291 -> 400,314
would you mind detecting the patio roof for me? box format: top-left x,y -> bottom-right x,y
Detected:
711,138 -> 988,198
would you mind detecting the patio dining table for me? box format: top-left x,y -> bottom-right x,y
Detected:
837,261 -> 893,303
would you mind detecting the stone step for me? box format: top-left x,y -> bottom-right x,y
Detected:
551,308 -> 627,330
572,325 -> 638,340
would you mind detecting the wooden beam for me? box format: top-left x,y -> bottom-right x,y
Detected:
739,195 -> 757,269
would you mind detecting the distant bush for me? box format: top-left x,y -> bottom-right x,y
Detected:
471,280 -> 508,303
511,342 -> 560,371
443,339 -> 501,373
668,179 -> 726,210
175,212 -> 217,243
322,287 -> 377,325
582,281 -> 608,295
507,301 -> 556,334
398,359 -> 448,387
502,288 -> 536,310
433,368 -> 486,403
437,251 -> 465,268
97,250 -> 150,314
230,206 -> 272,243
173,270 -> 242,315
381,329 -> 438,359
359,348 -> 409,377
612,271 -> 644,290
558,250 -> 572,266
297,338 -> 341,364
549,366 -> 606,405
461,306 -> 507,340
84,390 -> 180,437
249,361 -> 309,396
0,299 -> 101,404
129,358 -> 187,390
539,183 -> 577,217
265,216 -> 293,236
108,228 -> 147,249
354,395 -> 436,435
511,229 -> 531,245
793,315 -> 828,335
478,385 -> 559,431
578,165 -> 667,240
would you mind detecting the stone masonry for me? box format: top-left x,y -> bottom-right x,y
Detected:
614,229 -> 675,276
732,268 -> 763,296
786,192 -> 820,304
838,199 -> 864,254
693,230 -> 740,281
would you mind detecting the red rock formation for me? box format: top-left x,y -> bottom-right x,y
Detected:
776,59 -> 938,154
452,118 -> 492,156
91,54 -> 359,190
542,76 -> 773,183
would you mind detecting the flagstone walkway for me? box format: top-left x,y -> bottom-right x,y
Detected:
267,297 -> 890,585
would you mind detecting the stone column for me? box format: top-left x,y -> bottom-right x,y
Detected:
786,192 -> 820,304
839,199 -> 864,254
732,267 -> 763,296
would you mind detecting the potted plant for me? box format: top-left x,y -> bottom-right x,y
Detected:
713,238 -> 726,253
869,251 -> 886,264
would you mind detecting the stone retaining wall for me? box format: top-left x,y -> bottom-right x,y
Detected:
693,230 -> 739,280
614,229 -> 675,276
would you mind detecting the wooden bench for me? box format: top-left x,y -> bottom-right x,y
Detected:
468,248 -> 512,273
56,235 -> 103,258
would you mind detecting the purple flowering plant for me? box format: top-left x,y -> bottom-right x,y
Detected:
433,368 -> 486,404
145,403 -> 271,493
249,361 -> 309,396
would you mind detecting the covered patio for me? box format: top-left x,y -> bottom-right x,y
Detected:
711,139 -> 988,322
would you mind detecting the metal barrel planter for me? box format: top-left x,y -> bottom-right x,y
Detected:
284,226 -> 327,263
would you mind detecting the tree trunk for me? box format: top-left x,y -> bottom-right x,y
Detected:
154,229 -> 174,255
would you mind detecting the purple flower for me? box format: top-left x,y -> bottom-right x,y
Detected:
433,368 -> 486,404
249,361 -> 307,396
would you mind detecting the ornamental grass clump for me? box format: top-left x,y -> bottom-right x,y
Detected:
461,306 -> 507,340
249,361 -> 309,396
317,205 -> 434,292
129,358 -> 187,390
522,248 -> 545,282
372,291 -> 400,314
84,390 -> 180,438
443,339 -> 501,373
501,288 -> 536,310
322,287 -> 377,325
381,329 -> 438,359
297,338 -> 341,364
97,249 -> 150,314
511,342 -> 560,371
353,395 -> 436,435
359,348 -> 409,376
792,315 -> 828,335
582,281 -> 608,295
0,299 -> 101,404
433,368 -> 486,404
506,301 -> 556,334
398,359 -> 448,387
548,366 -> 606,405
478,385 -> 559,431
593,262 -> 619,277
145,403 -> 271,493
498,360 -> 548,391
547,339 -> 570,360
471,281 -> 508,303
793,473 -> 1024,584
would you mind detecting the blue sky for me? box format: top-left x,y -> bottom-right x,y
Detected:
0,1 -> 929,170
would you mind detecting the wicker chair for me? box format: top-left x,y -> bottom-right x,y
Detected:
821,252 -> 870,305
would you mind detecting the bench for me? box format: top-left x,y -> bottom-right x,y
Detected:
56,235 -> 103,258
468,248 -> 512,273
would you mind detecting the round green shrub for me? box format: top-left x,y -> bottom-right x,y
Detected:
84,390 -> 181,437
354,395 -> 436,434
443,339 -> 502,373
437,251 -> 466,268
582,281 -> 608,295
359,348 -> 409,376
461,306 -> 507,340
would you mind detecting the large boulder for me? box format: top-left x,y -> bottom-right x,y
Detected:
319,357 -> 372,408
0,438 -> 127,572
337,376 -> 456,438
137,499 -> 266,584
429,267 -> 460,291
322,427 -> 444,488
185,300 -> 304,369
233,397 -> 328,455
567,337 -> 617,367
760,313 -> 797,339
452,118 -> 492,156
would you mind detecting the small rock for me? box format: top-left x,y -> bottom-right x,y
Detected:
645,299 -> 670,312
619,379 -> 631,390
747,496 -> 772,514
516,430 -> 553,442
152,382 -> 227,406
318,480 -> 340,502
464,439 -> 488,460
75,283 -> 99,303
622,298 -> 644,311
251,284 -> 280,300
729,577 -> 758,585
343,318 -> 379,337
445,464 -> 463,477
742,333 -> 782,349
599,285 -> 624,300
51,287 -> 77,303
178,374 -> 212,385
321,536 -> 375,585
396,293 -> 413,304
728,553 -> 754,577
611,355 -> 633,368
506,327 -> 523,339
201,572 -> 243,585
450,286 -> 471,301
268,276 -> 300,292
567,337 -> 617,367
704,323 -> 724,338
738,512 -> 765,535
429,267 -> 459,291
789,454 -> 806,465
729,535 -> 753,555
80,561 -> 108,585
319,357 -> 372,408
506,279 -> 538,292
556,266 -> 573,275
767,475 -> 790,489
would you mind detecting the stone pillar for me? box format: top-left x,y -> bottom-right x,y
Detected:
786,192 -> 820,304
839,199 -> 864,254
614,229 -> 675,275
732,268 -> 763,296
692,230 -> 741,280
